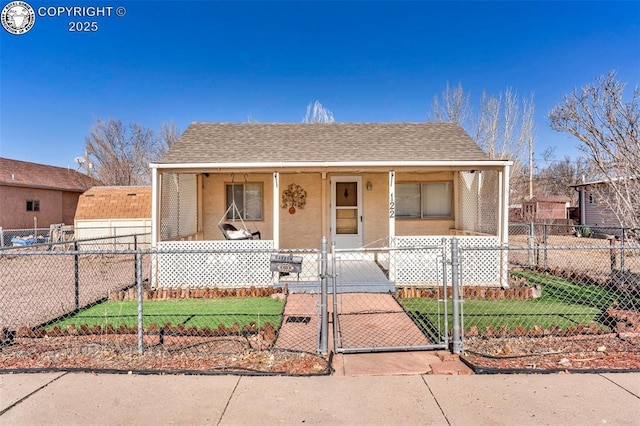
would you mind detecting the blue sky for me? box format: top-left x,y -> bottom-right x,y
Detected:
1,1 -> 639,170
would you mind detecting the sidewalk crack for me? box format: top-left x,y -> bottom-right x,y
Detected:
216,375 -> 241,426
422,375 -> 451,426
0,372 -> 68,416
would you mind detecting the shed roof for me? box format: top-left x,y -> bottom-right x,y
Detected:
75,186 -> 151,220
527,195 -> 571,203
158,122 -> 492,165
0,157 -> 99,192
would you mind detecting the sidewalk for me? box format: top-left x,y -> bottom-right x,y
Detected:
2,371 -> 639,425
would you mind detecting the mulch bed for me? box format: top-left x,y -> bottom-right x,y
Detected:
0,335 -> 331,376
462,333 -> 640,373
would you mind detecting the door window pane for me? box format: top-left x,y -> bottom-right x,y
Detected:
336,182 -> 357,207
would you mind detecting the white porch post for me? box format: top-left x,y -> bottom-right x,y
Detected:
151,166 -> 159,248
500,164 -> 511,288
388,170 -> 396,282
389,170 -> 396,239
273,172 -> 280,249
150,166 -> 160,288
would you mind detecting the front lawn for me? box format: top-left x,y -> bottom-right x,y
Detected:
399,271 -> 623,337
48,297 -> 285,330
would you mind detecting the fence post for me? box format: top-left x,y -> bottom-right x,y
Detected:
0,227 -> 3,247
620,228 -> 626,272
319,236 -> 328,355
451,237 -> 462,354
331,241 -> 339,352
133,235 -> 138,283
543,224 -> 548,270
136,251 -> 144,355
74,241 -> 79,311
441,238 -> 449,345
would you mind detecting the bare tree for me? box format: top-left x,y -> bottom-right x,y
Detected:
85,118 -> 161,186
431,82 -> 471,128
549,71 -> 640,228
534,156 -> 589,203
431,84 -> 535,201
157,120 -> 180,159
303,101 -> 335,123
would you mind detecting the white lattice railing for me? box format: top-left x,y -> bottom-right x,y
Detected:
391,235 -> 501,286
153,240 -> 274,288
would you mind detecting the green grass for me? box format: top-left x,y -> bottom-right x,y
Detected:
399,271 -> 625,335
48,298 -> 285,330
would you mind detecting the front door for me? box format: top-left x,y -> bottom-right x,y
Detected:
331,177 -> 363,249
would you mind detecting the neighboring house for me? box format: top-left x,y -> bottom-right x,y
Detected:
149,122 -> 512,288
0,157 -> 98,230
521,195 -> 570,222
74,186 -> 151,246
571,179 -> 622,229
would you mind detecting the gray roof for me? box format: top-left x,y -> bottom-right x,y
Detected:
158,122 -> 491,165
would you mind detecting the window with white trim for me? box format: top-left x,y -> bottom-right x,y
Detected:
396,182 -> 453,218
226,183 -> 263,220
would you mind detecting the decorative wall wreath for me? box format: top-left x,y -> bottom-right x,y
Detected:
281,183 -> 307,214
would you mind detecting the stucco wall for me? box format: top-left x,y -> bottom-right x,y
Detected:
280,173 -> 323,248
0,185 -> 80,229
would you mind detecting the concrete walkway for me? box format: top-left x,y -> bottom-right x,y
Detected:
2,372 -> 639,425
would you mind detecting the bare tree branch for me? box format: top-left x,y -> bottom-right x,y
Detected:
303,101 -> 335,123
549,71 -> 640,228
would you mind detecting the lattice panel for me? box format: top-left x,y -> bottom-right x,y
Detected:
391,236 -> 446,285
479,171 -> 499,235
160,173 -> 197,240
155,240 -> 274,288
391,236 -> 500,286
458,236 -> 501,285
178,174 -> 197,236
458,171 -> 480,233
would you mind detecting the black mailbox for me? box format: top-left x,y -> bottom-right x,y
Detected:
270,254 -> 303,274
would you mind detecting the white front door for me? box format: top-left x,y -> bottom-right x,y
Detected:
331,177 -> 363,249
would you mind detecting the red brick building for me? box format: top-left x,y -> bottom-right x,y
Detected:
0,158 -> 98,229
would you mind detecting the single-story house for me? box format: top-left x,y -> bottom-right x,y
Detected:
74,186 -> 151,247
0,157 -> 98,231
149,122 -> 512,288
571,178 -> 626,229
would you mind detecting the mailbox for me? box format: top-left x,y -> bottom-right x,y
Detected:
270,254 -> 303,274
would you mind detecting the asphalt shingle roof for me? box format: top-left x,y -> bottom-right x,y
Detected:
0,157 -> 99,192
75,186 -> 151,220
158,122 -> 490,165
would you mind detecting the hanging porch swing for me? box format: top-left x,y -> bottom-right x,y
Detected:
217,174 -> 261,240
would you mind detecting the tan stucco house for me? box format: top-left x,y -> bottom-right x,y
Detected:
149,122 -> 512,288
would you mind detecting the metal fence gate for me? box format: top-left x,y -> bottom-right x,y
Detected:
330,243 -> 451,353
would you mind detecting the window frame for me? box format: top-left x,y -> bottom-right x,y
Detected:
225,182 -> 264,221
26,200 -> 40,212
395,181 -> 454,219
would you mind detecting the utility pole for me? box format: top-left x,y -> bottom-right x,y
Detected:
528,135 -> 534,200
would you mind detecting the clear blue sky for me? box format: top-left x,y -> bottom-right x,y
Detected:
1,1 -> 638,170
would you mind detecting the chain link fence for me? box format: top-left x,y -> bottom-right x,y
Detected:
2,231 -> 639,373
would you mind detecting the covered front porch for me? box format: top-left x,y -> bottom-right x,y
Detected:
150,163 -> 511,289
